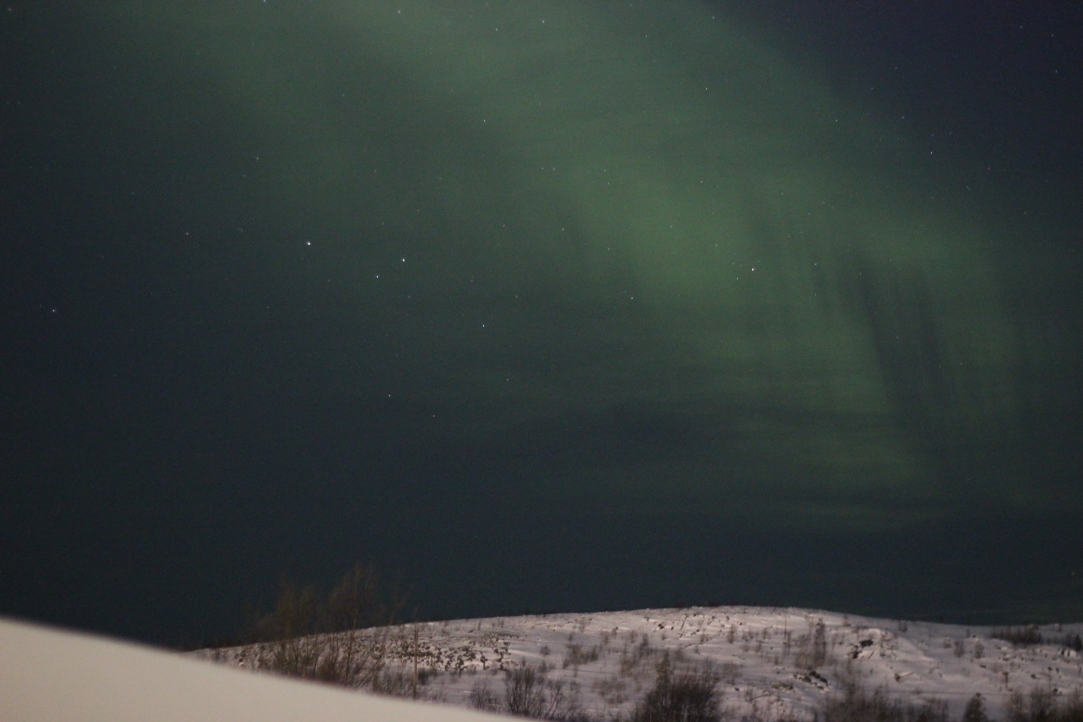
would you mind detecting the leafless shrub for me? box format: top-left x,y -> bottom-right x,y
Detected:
505,665 -> 549,718
563,643 -> 601,670
963,694 -> 990,722
717,662 -> 741,686
793,619 -> 829,670
594,676 -> 630,706
471,662 -> 583,720
620,636 -> 660,679
812,619 -> 828,668
631,653 -> 722,722
994,626 -> 1044,646
1007,687 -> 1083,722
373,666 -> 443,701
243,563 -> 400,690
470,680 -> 501,712
821,676 -> 948,722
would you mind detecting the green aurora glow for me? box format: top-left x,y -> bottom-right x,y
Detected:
104,0 -> 1077,529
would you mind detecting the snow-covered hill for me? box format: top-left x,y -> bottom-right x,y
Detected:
199,607 -> 1083,721
4,608 -> 1081,721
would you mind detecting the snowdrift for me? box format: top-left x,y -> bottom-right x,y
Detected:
0,616 -> 514,722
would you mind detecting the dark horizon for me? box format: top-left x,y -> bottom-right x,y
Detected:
3,0 -> 1081,647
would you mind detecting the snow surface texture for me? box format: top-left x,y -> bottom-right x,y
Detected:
196,607 -> 1083,721
0,616 -> 517,722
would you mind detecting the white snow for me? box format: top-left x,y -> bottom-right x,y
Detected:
4,608 -> 1081,721
0,616 -> 518,722
199,606 -> 1083,720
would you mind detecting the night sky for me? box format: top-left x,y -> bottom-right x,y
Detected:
3,1 -> 1081,646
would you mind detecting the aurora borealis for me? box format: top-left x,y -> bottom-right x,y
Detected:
3,1 -> 1081,643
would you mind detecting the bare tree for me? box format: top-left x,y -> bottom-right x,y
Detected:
247,563 -> 399,689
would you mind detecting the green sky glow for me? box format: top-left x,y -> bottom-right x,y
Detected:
110,0 -> 1070,529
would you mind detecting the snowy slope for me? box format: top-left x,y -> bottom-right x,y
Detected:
200,607 -> 1083,721
4,608 -> 1078,722
0,616 -> 518,722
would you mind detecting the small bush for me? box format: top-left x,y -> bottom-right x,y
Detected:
631,653 -> 721,722
620,636 -> 661,679
717,662 -> 740,686
993,626 -> 1044,646
963,694 -> 990,722
1007,688 -> 1083,722
821,677 -> 947,722
1065,633 -> 1083,653
563,643 -> 600,670
469,680 -> 501,712
242,563 -> 400,689
506,665 -> 548,718
470,663 -> 583,720
812,619 -> 828,668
